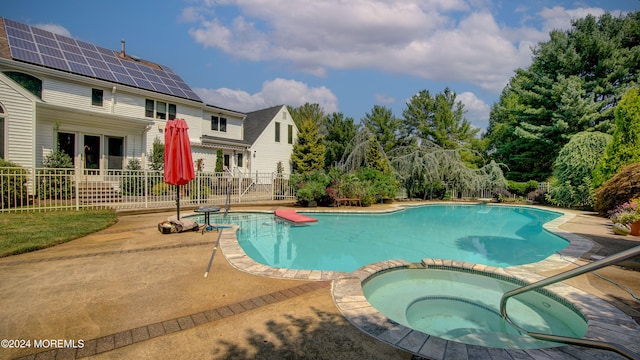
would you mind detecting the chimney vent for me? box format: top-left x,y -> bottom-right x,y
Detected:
120,39 -> 126,57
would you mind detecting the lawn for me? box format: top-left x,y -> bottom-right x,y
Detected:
0,210 -> 118,257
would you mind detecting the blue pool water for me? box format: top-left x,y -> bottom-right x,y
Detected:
196,204 -> 568,272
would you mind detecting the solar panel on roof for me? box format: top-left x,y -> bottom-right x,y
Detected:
31,27 -> 54,38
55,34 -> 76,45
41,55 -> 69,71
60,42 -> 82,55
7,36 -> 38,52
68,62 -> 95,77
82,49 -> 102,60
4,18 -> 201,101
91,67 -> 117,82
86,57 -> 109,70
11,47 -> 41,63
63,51 -> 87,64
38,45 -> 63,58
34,35 -> 57,48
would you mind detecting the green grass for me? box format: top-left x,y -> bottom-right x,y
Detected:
0,210 -> 118,257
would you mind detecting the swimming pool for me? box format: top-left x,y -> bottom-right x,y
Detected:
195,204 -> 568,272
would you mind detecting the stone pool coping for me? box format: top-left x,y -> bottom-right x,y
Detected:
215,203 -> 640,359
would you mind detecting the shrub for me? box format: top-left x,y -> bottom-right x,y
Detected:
0,159 -> 29,209
39,149 -> 74,200
121,159 -> 144,196
507,180 -> 538,197
594,163 -> 640,215
492,188 -> 512,203
151,182 -> 171,196
528,188 -> 548,204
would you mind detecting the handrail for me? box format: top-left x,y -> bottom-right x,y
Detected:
500,245 -> 640,360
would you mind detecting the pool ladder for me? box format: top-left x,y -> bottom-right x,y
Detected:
500,245 -> 640,360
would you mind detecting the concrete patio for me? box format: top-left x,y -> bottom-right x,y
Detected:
0,202 -> 638,359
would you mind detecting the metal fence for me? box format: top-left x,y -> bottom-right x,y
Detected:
0,167 -> 296,212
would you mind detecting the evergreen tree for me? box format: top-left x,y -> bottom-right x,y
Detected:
402,88 -> 478,150
361,105 -> 401,153
287,103 -> 326,129
485,11 -> 640,180
291,119 -> 326,173
548,131 -> 611,208
215,149 -> 224,172
593,87 -> 640,187
323,112 -> 358,168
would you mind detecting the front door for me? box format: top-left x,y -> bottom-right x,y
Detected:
83,135 -> 100,175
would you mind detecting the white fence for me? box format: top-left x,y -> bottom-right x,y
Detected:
0,167 -> 295,212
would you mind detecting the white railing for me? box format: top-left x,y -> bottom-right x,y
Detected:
0,167 -> 296,212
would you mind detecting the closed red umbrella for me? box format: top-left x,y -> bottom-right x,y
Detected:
164,118 -> 195,219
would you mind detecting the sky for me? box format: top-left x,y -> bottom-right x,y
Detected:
3,0 -> 638,132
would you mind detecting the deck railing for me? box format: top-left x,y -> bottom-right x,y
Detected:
0,167 -> 296,212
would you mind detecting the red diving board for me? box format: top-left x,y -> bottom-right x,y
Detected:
274,209 -> 318,223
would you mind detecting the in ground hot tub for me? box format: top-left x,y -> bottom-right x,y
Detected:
362,266 -> 586,349
332,260 -> 640,359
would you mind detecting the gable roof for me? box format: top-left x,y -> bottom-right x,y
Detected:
0,17 -> 201,102
243,105 -> 284,144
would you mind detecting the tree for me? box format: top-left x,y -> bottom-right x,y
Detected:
361,105 -> 401,153
402,88 -> 478,150
291,119 -> 326,173
287,103 -> 326,129
323,112 -> 358,169
548,131 -> 611,208
592,87 -> 640,187
149,137 -> 164,171
485,11 -> 640,180
215,149 -> 224,172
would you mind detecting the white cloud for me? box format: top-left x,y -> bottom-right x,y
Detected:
184,0 -> 538,93
374,94 -> 396,105
185,1 -> 614,95
194,78 -> 339,113
457,91 -> 491,129
538,6 -> 606,33
33,23 -> 71,38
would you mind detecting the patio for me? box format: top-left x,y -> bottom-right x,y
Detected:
0,202 -> 638,359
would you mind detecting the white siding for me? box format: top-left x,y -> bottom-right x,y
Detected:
250,107 -> 297,174
202,111 -> 244,141
0,76 -> 36,167
43,78 -> 114,115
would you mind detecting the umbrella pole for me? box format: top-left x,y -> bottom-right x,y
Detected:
176,185 -> 180,220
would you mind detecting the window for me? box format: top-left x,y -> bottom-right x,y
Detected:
223,154 -> 230,168
211,116 -> 227,132
211,116 -> 218,131
237,153 -> 243,168
156,101 -> 166,119
145,99 -> 176,119
145,99 -> 154,118
275,122 -> 281,142
0,105 -> 5,159
168,104 -> 176,120
288,124 -> 293,144
91,88 -> 103,106
3,71 -> 42,98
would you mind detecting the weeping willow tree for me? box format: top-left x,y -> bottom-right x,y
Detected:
342,128 -> 507,199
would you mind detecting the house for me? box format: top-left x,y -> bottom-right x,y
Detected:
0,17 -> 297,179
